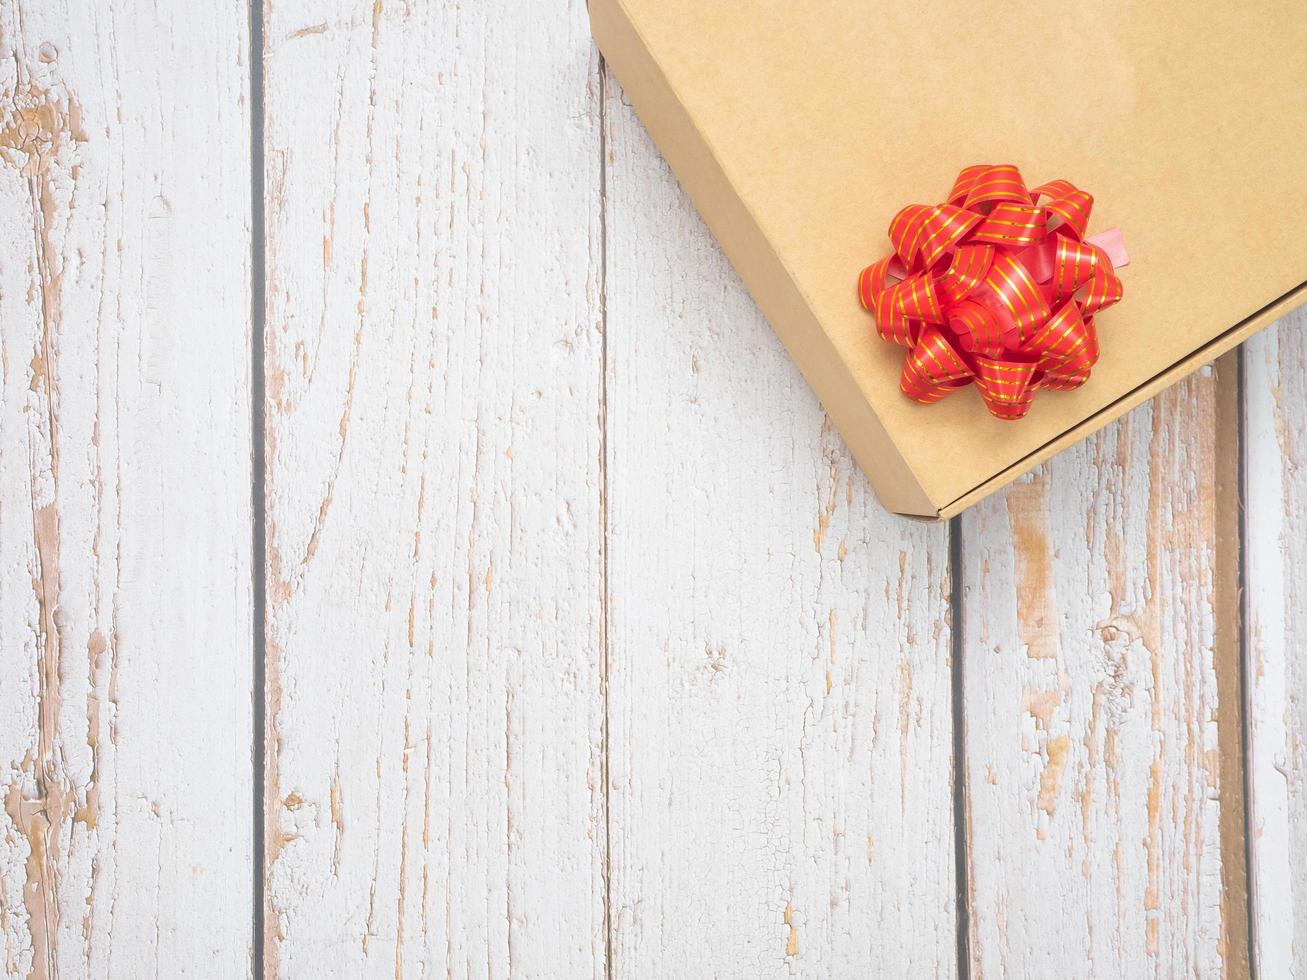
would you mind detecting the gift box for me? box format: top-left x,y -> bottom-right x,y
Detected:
589,0 -> 1307,518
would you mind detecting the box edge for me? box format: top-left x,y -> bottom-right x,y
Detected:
589,0 -> 941,518
931,281 -> 1307,519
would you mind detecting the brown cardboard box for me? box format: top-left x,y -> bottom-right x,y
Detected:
589,0 -> 1307,518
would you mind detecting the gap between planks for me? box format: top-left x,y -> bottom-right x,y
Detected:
242,23 -> 1259,980
250,0 -> 269,976
596,53 -> 615,980
1217,349 -> 1255,980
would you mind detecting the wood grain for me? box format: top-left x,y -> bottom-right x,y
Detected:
261,1 -> 606,976
0,5 -> 1289,976
0,1 -> 254,976
959,361 -> 1248,978
602,76 -> 958,979
1245,311 -> 1307,978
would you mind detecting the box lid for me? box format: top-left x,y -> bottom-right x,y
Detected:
593,0 -> 1307,515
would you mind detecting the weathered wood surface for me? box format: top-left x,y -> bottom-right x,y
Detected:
1246,311 -> 1307,979
960,361 -> 1249,978
2,3 -> 1303,978
261,0 -> 606,976
0,1 -> 254,977
602,77 -> 958,978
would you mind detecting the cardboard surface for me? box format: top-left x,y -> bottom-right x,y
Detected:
591,0 -> 1307,516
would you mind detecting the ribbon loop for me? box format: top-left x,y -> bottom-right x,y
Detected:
936,242 -> 994,304
1079,247 -> 1124,314
883,272 -> 945,324
858,256 -> 894,316
1027,301 -> 1098,380
978,251 -> 1050,346
974,356 -> 1039,420
947,164 -> 991,206
962,164 -> 1032,208
948,301 -> 1006,358
918,205 -> 983,267
1032,179 -> 1094,239
971,202 -> 1048,248
900,326 -> 974,403
888,205 -> 934,270
1050,235 -> 1099,304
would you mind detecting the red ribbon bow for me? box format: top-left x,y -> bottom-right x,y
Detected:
857,164 -> 1125,420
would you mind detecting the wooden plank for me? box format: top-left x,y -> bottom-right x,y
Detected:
0,1 -> 254,976
261,2 -> 606,976
602,77 -> 957,978
959,361 -> 1249,977
1245,310 -> 1307,977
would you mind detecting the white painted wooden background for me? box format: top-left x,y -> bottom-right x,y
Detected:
0,1 -> 1303,977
